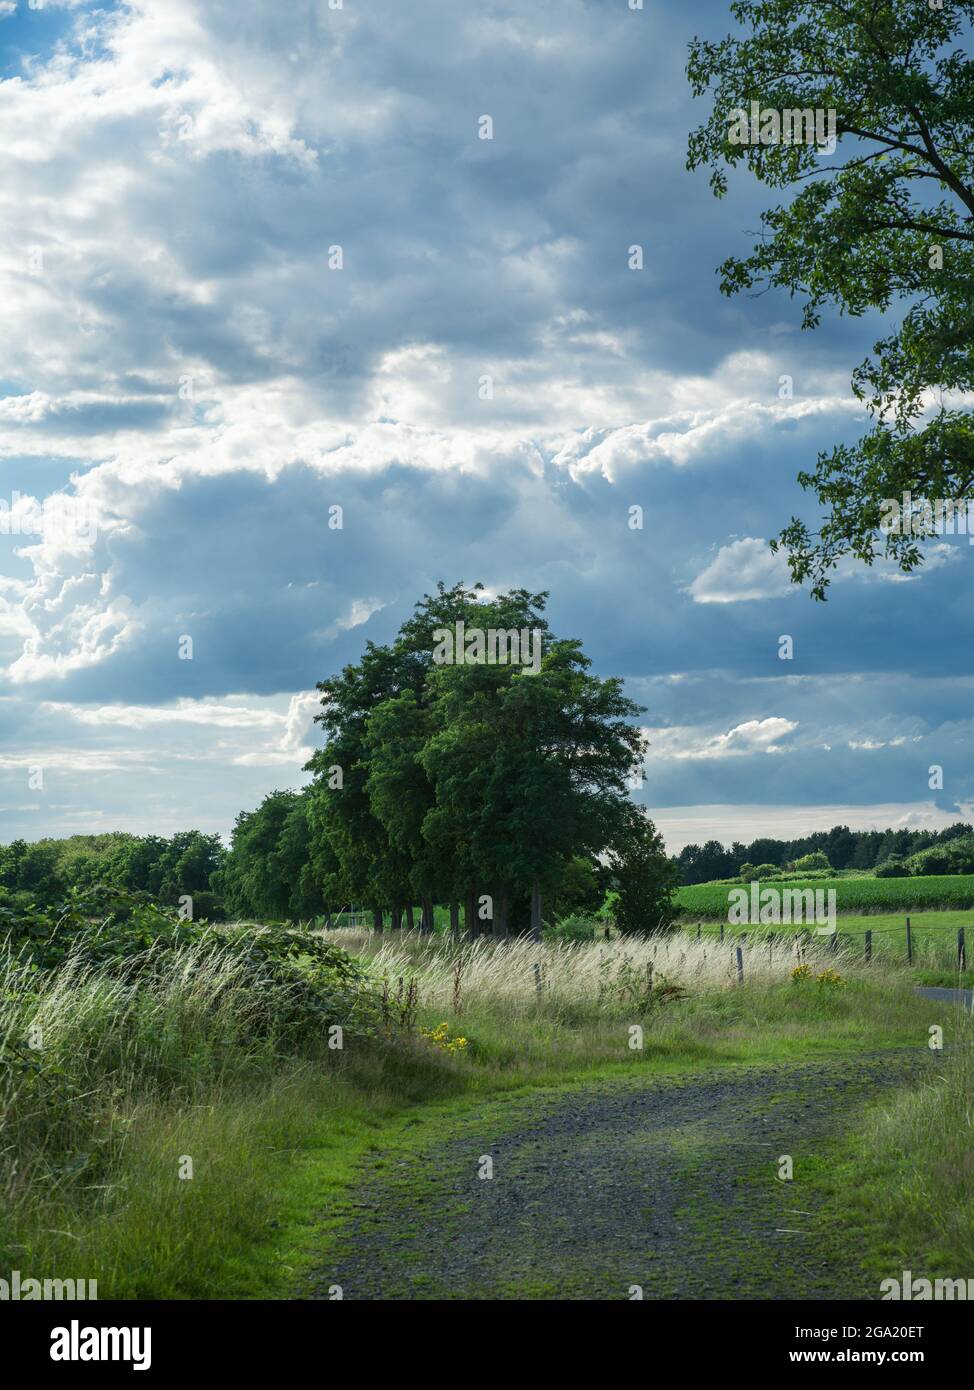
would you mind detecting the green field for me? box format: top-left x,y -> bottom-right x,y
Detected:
676,872 -> 974,919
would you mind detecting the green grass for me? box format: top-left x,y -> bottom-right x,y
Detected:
676,872 -> 974,919
2,930 -> 969,1300
812,1029 -> 974,1280
679,910 -> 972,986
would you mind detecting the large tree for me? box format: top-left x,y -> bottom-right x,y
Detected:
688,0 -> 974,597
308,582 -> 648,941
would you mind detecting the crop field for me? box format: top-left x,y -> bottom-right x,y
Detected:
675,873 -> 974,919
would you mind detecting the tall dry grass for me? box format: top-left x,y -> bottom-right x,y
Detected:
325,926 -> 884,1021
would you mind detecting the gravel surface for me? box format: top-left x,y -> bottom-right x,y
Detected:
306,1050 -> 943,1301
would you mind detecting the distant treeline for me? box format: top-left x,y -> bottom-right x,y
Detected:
0,831 -> 225,919
675,823 -> 974,884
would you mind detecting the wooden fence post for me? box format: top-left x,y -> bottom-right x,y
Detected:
906,916 -> 913,965
529,878 -> 543,943
865,929 -> 872,963
958,927 -> 966,973
735,945 -> 744,984
533,961 -> 543,998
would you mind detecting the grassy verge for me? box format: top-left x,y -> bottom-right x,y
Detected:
1,930 -> 966,1299
678,914 -> 972,987
809,1023 -> 974,1282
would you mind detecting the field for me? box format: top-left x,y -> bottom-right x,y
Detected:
3,920 -> 971,1299
676,872 -> 974,919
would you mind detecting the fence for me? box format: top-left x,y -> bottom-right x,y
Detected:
685,916 -> 968,973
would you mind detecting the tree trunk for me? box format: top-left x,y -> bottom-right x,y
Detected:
420,896 -> 434,935
464,889 -> 479,943
405,903 -> 415,931
324,913 -> 334,930
449,902 -> 461,938
529,878 -> 542,942
391,902 -> 403,932
372,907 -> 384,934
494,885 -> 509,941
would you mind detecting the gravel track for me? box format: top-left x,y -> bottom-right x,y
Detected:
306,1049 -> 943,1301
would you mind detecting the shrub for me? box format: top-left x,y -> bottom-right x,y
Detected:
545,912 -> 600,943
905,836 -> 974,877
876,856 -> 909,878
793,851 -> 831,871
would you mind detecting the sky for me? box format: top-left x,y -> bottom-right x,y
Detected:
0,0 -> 971,853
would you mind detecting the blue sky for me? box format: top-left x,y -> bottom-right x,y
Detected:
0,0 -> 970,851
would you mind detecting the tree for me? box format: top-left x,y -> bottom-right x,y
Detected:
605,808 -> 680,937
688,1 -> 974,597
420,612 -> 645,940
792,850 -> 831,872
219,792 -> 303,921
308,581 -> 647,942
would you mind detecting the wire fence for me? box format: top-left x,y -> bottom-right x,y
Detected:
684,916 -> 968,972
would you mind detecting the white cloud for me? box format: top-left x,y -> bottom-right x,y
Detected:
645,717 -> 799,761
43,696 -> 285,730
688,537 -> 793,604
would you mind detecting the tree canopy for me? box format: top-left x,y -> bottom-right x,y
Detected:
688,0 -> 974,597
302,582 -> 654,936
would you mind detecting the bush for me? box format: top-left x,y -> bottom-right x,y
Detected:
905,836 -> 974,877
792,851 -> 831,871
0,887 -> 383,1045
876,856 -> 909,878
545,912 -> 600,943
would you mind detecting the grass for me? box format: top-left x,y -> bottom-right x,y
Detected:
814,1029 -> 974,1280
676,872 -> 974,919
1,926 -> 969,1298
679,913 -> 972,986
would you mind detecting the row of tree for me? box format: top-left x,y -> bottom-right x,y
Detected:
675,823 -> 974,885
217,583 -> 677,938
0,830 -> 224,916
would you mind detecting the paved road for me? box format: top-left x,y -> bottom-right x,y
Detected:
915,984 -> 973,1009
307,1051 -> 941,1301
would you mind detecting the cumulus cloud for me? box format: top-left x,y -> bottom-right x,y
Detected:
645,717 -> 799,761
688,538 -> 793,604
0,1 -> 969,840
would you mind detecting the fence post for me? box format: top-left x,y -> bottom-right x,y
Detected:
735,945 -> 744,984
865,929 -> 872,963
697,923 -> 701,941
906,916 -> 913,965
958,927 -> 966,973
533,961 -> 543,998
719,923 -> 725,944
